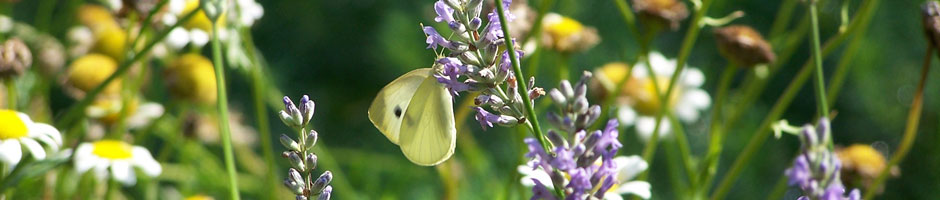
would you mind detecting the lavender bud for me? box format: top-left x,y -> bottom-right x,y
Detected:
279,110 -> 297,128
547,130 -> 568,149
306,153 -> 318,171
311,171 -> 333,194
300,95 -> 315,124
458,52 -> 480,66
572,144 -> 586,158
288,168 -> 304,183
495,115 -> 519,126
573,97 -> 589,114
280,134 -> 300,151
296,195 -> 308,200
469,17 -> 482,30
305,130 -> 319,150
468,0 -> 483,19
586,105 -> 602,125
560,80 -> 574,98
582,131 -> 602,150
497,106 -> 514,116
549,89 -> 567,105
317,186 -> 333,200
288,151 -> 306,171
282,97 -> 304,128
284,179 -> 304,195
801,125 -> 819,147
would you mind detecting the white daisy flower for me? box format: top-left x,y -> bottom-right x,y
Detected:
517,156 -> 652,199
229,0 -> 264,27
0,109 -> 63,168
85,96 -> 165,129
618,52 -> 711,142
74,140 -> 162,186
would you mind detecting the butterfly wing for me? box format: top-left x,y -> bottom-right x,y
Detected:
397,72 -> 457,166
367,68 -> 432,144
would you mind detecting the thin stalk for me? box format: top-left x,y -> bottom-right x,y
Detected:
243,28 -> 278,199
862,46 -> 933,200
668,113 -> 695,187
55,8 -> 203,129
3,78 -> 14,110
808,2 -> 830,119
211,20 -> 241,200
709,60 -> 814,200
697,64 -> 736,193
494,0 -> 560,197
636,0 -> 715,183
558,54 -> 570,83
131,0 -> 170,48
764,173 -> 789,200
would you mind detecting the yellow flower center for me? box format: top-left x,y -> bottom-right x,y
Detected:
0,110 -> 28,140
184,195 -> 215,200
89,97 -> 140,124
595,62 -> 631,92
91,140 -> 134,160
67,54 -> 123,95
623,77 -> 681,116
546,16 -> 584,41
165,53 -> 218,104
837,144 -> 887,176
183,0 -> 225,32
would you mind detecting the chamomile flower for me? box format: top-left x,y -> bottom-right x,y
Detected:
86,96 -> 165,129
517,155 -> 652,199
64,54 -> 123,98
163,0 -> 222,49
540,13 -> 600,54
164,53 -> 218,104
74,140 -> 161,186
0,109 -> 63,167
616,52 -> 710,142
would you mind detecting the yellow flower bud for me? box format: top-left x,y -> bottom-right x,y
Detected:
183,0 -> 225,33
66,54 -> 122,96
92,27 -> 128,61
165,53 -> 217,104
623,77 -> 680,116
77,5 -> 120,34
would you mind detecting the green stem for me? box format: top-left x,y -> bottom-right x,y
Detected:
862,46 -> 932,200
3,78 -> 14,110
131,0 -> 170,48
808,2 -> 829,119
494,0 -> 560,197
697,64 -> 736,193
55,7 -> 203,129
710,58 -> 814,200
244,28 -> 278,199
34,0 -> 55,32
558,54 -> 570,83
636,0 -> 714,184
764,172 -> 789,200
211,20 -> 241,200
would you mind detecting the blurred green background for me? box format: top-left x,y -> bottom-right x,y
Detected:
7,0 -> 940,199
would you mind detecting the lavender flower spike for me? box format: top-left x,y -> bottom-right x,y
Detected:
423,26 -> 453,50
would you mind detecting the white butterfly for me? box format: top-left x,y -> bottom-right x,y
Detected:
368,68 -> 457,166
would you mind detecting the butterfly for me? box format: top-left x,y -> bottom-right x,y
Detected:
368,67 -> 457,166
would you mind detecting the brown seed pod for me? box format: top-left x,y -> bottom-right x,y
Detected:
713,25 -> 776,68
632,0 -> 689,30
0,38 -> 32,79
922,1 -> 940,48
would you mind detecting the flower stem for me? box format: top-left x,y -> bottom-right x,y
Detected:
710,57 -> 814,200
808,2 -> 829,119
494,0 -> 550,155
862,46 -> 933,200
3,78 -> 14,110
494,0 -> 561,197
696,63 -> 736,193
211,20 -> 241,200
243,28 -> 279,199
636,0 -> 714,184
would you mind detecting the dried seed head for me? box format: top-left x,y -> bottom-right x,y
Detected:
923,1 -> 940,48
0,38 -> 31,79
632,0 -> 689,30
713,25 -> 776,67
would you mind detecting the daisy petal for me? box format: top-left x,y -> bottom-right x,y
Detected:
20,138 -> 46,160
616,181 -> 651,199
613,156 -> 648,182
132,147 -> 162,176
0,140 -> 23,166
111,161 -> 137,186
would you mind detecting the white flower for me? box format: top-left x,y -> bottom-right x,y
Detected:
0,110 -> 63,168
618,52 -> 711,142
517,156 -> 652,200
74,140 -> 161,186
230,0 -> 264,27
85,97 -> 165,129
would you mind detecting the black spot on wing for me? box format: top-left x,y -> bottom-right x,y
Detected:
394,106 -> 403,118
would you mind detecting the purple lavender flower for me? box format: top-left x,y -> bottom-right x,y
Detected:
551,147 -> 576,171
433,1 -> 456,23
566,168 -> 592,198
786,155 -> 812,188
782,118 -> 861,200
531,179 -> 558,200
435,57 -> 471,96
423,26 -> 454,50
